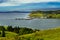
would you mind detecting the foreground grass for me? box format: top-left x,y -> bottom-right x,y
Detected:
19,27 -> 60,40
1,27 -> 60,40
0,31 -> 18,40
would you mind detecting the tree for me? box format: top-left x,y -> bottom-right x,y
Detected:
19,27 -> 34,35
7,26 -> 13,32
1,26 -> 5,37
13,26 -> 20,34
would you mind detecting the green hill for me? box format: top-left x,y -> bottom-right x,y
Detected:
0,31 -> 18,40
0,27 -> 60,40
19,27 -> 60,40
28,10 -> 60,19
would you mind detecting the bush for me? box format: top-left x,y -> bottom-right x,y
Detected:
1,26 -> 5,37
13,26 -> 20,34
7,26 -> 13,32
19,27 -> 34,35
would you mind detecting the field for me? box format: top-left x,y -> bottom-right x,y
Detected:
0,27 -> 60,40
19,27 -> 60,40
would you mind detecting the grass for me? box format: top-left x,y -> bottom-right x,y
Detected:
19,27 -> 60,40
0,27 -> 60,40
0,31 -> 18,40
5,31 -> 18,37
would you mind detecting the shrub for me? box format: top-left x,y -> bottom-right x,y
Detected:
1,26 -> 5,37
19,27 -> 34,35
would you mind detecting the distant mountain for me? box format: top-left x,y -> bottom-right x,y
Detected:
0,8 -> 60,13
0,11 -> 31,13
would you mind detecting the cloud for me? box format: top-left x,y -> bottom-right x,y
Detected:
0,3 -> 16,6
0,0 -> 21,6
0,0 -> 60,6
17,0 -> 60,3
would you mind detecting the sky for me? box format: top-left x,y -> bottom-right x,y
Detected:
0,0 -> 60,11
0,0 -> 60,6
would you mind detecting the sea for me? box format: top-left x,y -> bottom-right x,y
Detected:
0,13 -> 60,30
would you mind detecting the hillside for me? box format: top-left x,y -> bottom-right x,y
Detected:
0,31 -> 18,40
19,27 -> 60,40
29,10 -> 60,19
0,27 -> 60,40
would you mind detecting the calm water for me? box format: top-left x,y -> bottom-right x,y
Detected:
0,13 -> 60,29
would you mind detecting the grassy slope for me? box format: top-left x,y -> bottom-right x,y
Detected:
0,31 -> 18,40
0,27 -> 60,40
19,27 -> 60,40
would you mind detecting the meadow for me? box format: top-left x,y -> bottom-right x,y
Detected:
0,26 -> 60,40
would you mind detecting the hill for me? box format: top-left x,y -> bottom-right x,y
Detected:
19,27 -> 60,40
0,31 -> 18,40
0,27 -> 60,40
28,10 -> 60,19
